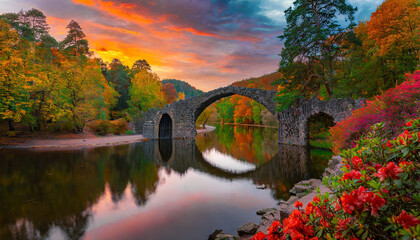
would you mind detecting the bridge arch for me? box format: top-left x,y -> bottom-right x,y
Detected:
193,86 -> 277,122
304,111 -> 335,146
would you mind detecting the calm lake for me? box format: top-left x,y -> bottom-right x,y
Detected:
0,125 -> 332,240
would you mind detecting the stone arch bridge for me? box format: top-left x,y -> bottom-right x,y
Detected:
137,85 -> 364,145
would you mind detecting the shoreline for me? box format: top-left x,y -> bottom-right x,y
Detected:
1,125 -> 217,150
210,156 -> 342,240
1,134 -> 147,150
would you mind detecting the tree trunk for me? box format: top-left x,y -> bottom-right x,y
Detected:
202,117 -> 209,128
8,120 -> 15,131
326,60 -> 334,99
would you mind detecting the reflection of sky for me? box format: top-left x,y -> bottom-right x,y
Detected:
203,148 -> 256,173
71,169 -> 277,240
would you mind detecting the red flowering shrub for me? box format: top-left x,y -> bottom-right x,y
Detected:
252,118 -> 420,239
330,70 -> 420,153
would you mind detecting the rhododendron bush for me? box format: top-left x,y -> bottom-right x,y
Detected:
252,119 -> 420,240
330,71 -> 420,153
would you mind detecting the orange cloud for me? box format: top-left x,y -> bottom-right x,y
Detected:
72,0 -> 259,42
81,20 -> 142,36
72,0 -> 156,24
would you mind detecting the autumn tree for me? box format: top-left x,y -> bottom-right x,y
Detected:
60,20 -> 89,56
278,0 -> 357,99
234,97 -> 253,124
177,91 -> 185,101
216,98 -> 235,124
57,58 -> 117,132
365,0 -> 419,87
196,104 -> 217,128
334,0 -> 419,98
162,83 -> 178,104
132,59 -> 151,72
128,69 -> 165,118
0,9 -> 49,42
0,20 -> 32,130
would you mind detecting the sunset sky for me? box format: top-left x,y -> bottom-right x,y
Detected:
1,0 -> 382,91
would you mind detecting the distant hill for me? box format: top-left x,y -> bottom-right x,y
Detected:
232,72 -> 282,91
161,79 -> 204,99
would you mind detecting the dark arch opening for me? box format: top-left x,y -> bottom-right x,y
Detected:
159,114 -> 172,139
158,139 -> 173,161
306,112 -> 335,148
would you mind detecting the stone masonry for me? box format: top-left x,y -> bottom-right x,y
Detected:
137,85 -> 364,145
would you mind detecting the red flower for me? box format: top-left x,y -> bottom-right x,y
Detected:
341,186 -> 385,216
374,162 -> 402,181
396,211 -> 420,229
345,186 -> 372,214
369,194 -> 386,217
252,231 -> 267,240
342,170 -> 362,181
399,161 -> 414,171
385,141 -> 393,148
373,163 -> 382,171
305,202 -> 315,215
351,156 -> 363,170
294,201 -> 303,209
268,221 -> 281,235
405,120 -> 413,127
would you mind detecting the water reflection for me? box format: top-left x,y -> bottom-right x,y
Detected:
0,125 -> 331,240
202,148 -> 256,173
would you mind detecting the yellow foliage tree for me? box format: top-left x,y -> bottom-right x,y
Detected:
128,69 -> 165,118
177,91 -> 185,101
0,20 -> 32,130
56,58 -> 117,132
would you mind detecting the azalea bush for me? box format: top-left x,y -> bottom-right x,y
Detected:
330,71 -> 420,153
252,119 -> 420,240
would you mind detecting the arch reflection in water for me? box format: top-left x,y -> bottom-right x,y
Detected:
0,125 -> 332,240
158,139 -> 173,162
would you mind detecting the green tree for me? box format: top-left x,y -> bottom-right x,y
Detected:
104,58 -> 131,112
131,59 -> 151,72
278,0 -> 357,99
216,98 -> 235,124
23,8 -> 49,42
60,20 -> 89,56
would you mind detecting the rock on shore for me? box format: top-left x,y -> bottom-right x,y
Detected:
209,155 -> 343,240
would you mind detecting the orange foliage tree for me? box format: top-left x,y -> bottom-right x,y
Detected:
162,83 -> 178,104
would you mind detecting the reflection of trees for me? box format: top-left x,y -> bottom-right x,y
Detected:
57,210 -> 91,240
105,145 -> 132,203
129,152 -> 159,206
0,129 -> 332,240
196,125 -> 278,165
0,143 -> 160,240
0,149 -> 105,240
